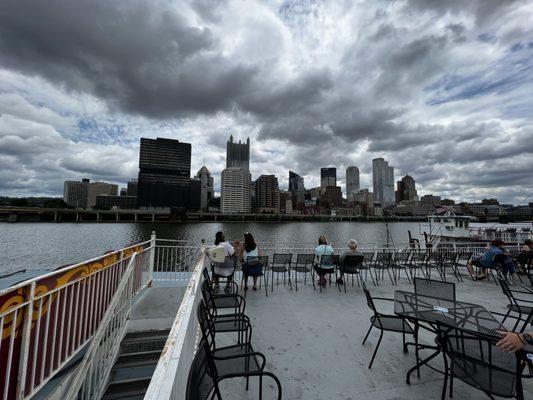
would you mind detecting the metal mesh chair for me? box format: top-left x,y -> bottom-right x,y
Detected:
359,252 -> 377,286
413,277 -> 456,302
268,253 -> 292,292
335,255 -> 364,292
186,338 -> 282,400
290,253 -> 315,291
437,323 -> 525,400
361,283 -> 414,369
211,256 -> 238,293
196,301 -> 271,393
241,255 -> 269,297
201,279 -> 246,318
391,251 -> 412,284
313,254 -> 336,292
497,274 -> 533,332
410,251 -> 429,279
373,251 -> 395,285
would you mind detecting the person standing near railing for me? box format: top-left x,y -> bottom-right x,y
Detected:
211,231 -> 235,293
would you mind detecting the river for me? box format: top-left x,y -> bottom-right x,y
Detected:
0,221 -> 431,274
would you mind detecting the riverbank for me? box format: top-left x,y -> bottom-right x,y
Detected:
0,206 -> 428,223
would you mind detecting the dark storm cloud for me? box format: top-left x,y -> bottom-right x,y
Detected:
0,0 -> 257,118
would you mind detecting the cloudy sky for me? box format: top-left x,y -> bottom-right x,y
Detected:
0,0 -> 532,204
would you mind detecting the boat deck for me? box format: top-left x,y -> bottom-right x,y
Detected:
215,274 -> 533,399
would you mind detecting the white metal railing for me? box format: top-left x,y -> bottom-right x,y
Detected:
0,240 -> 153,400
65,252 -> 144,400
143,250 -> 206,400
152,239 -> 202,281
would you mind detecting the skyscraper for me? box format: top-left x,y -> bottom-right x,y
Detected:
255,175 -> 280,213
288,171 -> 305,205
346,166 -> 360,195
195,166 -> 214,211
226,135 -> 250,170
372,158 -> 395,206
396,175 -> 418,203
320,167 -> 336,190
137,137 -> 191,209
221,168 -> 252,213
64,178 -> 118,208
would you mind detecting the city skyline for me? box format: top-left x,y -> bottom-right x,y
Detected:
0,1 -> 532,204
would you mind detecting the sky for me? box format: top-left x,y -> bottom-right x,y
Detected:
0,0 -> 532,204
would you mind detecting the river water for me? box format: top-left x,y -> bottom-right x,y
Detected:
0,221 -> 429,274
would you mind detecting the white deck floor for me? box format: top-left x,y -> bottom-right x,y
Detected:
216,272 -> 533,399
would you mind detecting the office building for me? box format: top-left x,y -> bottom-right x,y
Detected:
221,168 -> 252,213
288,171 -> 305,205
195,166 -> 214,211
87,182 -> 118,208
63,179 -> 90,208
137,137 -> 191,209
95,195 -> 137,210
346,166 -> 360,196
322,186 -> 342,208
395,175 -> 417,203
226,135 -> 250,170
64,179 -> 118,208
127,179 -> 138,197
320,167 -> 336,190
349,189 -> 374,215
279,191 -> 293,214
372,158 -> 395,206
188,179 -> 201,211
255,175 -> 280,213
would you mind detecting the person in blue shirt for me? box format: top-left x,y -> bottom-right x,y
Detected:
314,235 -> 335,288
467,239 -> 517,282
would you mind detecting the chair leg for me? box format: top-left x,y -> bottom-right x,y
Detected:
362,324 -> 373,345
368,330 -> 383,369
441,353 -> 448,400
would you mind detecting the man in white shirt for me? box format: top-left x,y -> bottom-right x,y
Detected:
210,231 -> 236,293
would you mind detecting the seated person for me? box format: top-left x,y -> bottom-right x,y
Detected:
517,239 -> 533,272
314,235 -> 334,288
497,329 -> 533,353
466,239 -> 518,280
211,231 -> 235,293
238,232 -> 263,291
337,239 -> 363,284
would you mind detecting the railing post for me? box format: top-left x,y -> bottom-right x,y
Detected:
16,281 -> 36,400
148,231 -> 156,286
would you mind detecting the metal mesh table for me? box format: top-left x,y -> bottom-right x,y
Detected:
394,290 -> 506,384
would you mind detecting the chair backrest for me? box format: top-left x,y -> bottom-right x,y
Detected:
395,252 -> 411,263
497,274 -> 516,306
186,339 -> 214,400
343,255 -> 364,268
362,252 -> 375,263
272,253 -> 292,265
296,253 -> 315,265
202,267 -> 210,283
257,255 -> 269,268
200,280 -> 217,316
437,323 -> 518,398
197,300 -> 216,350
361,283 -> 377,314
375,252 -> 392,263
414,278 -> 456,301
319,254 -> 334,267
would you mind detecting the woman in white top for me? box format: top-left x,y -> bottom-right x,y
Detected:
212,231 -> 235,293
238,232 -> 262,291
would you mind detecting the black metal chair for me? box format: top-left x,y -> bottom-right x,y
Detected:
413,277 -> 456,302
290,253 -> 315,291
361,283 -> 414,369
359,252 -> 377,286
391,251 -> 412,284
203,267 -> 238,294
211,256 -> 238,293
186,338 -> 282,400
196,301 -> 274,394
372,251 -> 395,285
409,251 -> 429,280
437,323 -> 526,400
313,254 -> 336,292
424,251 -> 446,281
201,279 -> 246,319
335,254 -> 364,292
516,251 -> 533,285
241,255 -> 269,298
497,274 -> 533,332
268,253 -> 292,292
